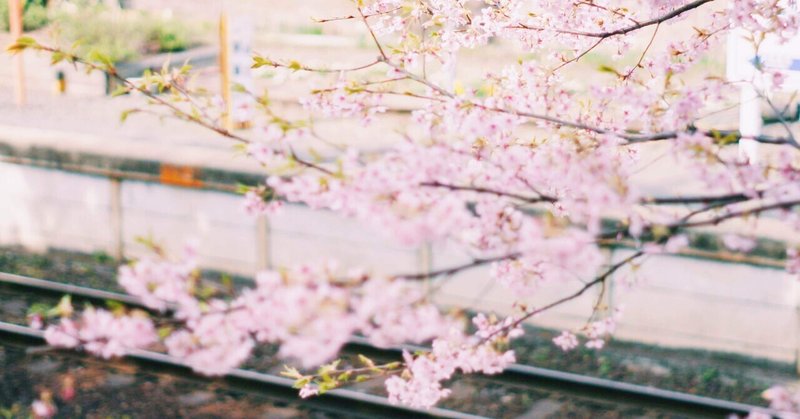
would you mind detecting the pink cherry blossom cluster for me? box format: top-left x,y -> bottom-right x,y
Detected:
225,0 -> 800,405
787,248 -> 800,275
44,307 -> 157,359
385,315 -> 522,408
730,0 -> 800,41
553,331 -> 580,351
31,398 -> 56,419
242,189 -> 282,216
585,308 -> 624,350
301,80 -> 387,125
118,242 -> 198,312
746,385 -> 800,418
29,0 -> 800,410
722,234 -> 758,253
227,263 -> 454,369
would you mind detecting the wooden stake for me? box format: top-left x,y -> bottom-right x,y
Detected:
8,0 -> 25,106
219,11 -> 233,131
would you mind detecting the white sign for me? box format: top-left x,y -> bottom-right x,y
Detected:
727,29 -> 800,91
227,16 -> 255,124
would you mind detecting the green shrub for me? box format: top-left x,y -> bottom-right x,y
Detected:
0,0 -> 50,32
144,19 -> 191,53
52,5 -> 197,63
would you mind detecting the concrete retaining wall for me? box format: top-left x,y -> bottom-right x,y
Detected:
0,161 -> 797,365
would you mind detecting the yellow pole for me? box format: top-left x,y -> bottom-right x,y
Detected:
8,0 -> 25,106
219,11 -> 233,131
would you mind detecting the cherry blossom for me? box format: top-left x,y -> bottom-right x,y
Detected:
553,331 -> 580,351
722,234 -> 758,253
31,399 -> 56,419
44,308 -> 157,359
18,0 -> 800,410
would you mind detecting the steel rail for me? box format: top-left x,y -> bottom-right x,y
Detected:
0,271 -> 781,418
0,321 -> 485,419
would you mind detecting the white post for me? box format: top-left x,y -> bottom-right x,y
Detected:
738,83 -> 762,164
109,178 -> 124,260
418,242 -> 433,293
255,215 -> 271,270
794,273 -> 800,375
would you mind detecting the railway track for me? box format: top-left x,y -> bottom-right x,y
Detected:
0,271 -> 781,418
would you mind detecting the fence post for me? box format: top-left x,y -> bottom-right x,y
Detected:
418,242 -> 433,292
599,248 -> 617,320
109,177 -> 124,261
795,275 -> 800,375
8,0 -> 25,107
255,215 -> 271,271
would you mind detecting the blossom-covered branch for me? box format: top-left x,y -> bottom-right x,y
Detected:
10,0 -> 800,412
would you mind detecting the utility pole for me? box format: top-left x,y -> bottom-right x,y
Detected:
219,10 -> 233,131
8,0 -> 26,107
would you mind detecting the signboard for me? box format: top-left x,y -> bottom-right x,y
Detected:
220,14 -> 255,128
726,8 -> 800,163
728,30 -> 800,90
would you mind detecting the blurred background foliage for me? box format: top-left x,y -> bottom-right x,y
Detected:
2,0 -> 201,63
0,0 -> 49,32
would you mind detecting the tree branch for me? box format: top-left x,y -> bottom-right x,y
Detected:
481,251 -> 645,344
513,0 -> 716,39
392,253 -> 521,281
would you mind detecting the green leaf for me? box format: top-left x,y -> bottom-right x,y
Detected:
235,183 -> 252,194
6,36 -> 38,54
251,56 -> 274,69
231,82 -> 247,94
288,60 -> 303,71
54,295 -> 73,317
358,354 -> 375,368
196,285 -> 217,299
179,60 -> 192,74
27,302 -> 52,317
318,381 -> 335,394
51,51 -> 66,65
120,109 -> 138,124
598,64 -> 619,74
281,366 -> 303,379
292,377 -> 311,389
221,273 -> 233,292
317,360 -> 341,376
111,85 -> 130,97
157,326 -> 173,339
384,361 -> 401,370
106,299 -> 125,313
87,49 -> 114,69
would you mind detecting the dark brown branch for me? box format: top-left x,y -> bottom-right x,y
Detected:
31,44 -> 335,175
379,55 -> 796,148
392,253 -> 521,281
420,181 -> 557,203
514,0 -> 715,39
645,191 -> 756,205
313,6 -> 401,23
358,6 -> 388,60
481,251 -> 645,344
678,199 -> 800,228
599,198 -> 800,240
252,56 -> 383,73
552,37 -> 605,71
623,22 -> 660,80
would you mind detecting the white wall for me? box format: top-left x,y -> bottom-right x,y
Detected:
0,162 -> 797,363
